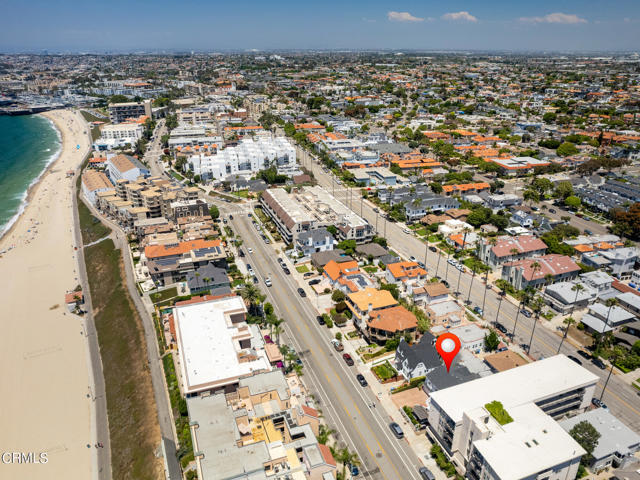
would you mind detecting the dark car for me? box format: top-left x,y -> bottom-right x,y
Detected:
419,467 -> 436,480
389,422 -> 404,439
520,309 -> 532,318
308,278 -> 321,286
442,280 -> 450,288
297,288 -> 306,297
584,229 -> 593,236
317,315 -> 326,326
229,214 -> 233,220
592,357 -> 607,370
342,353 -> 354,366
496,323 -> 508,334
356,374 -> 368,387
473,306 -> 484,316
592,398 -> 608,410
252,276 -> 259,284
247,213 -> 252,217
429,246 -> 437,252
568,355 -> 582,365
282,267 -> 291,275
238,248 -> 245,257
549,208 -> 556,214
577,350 -> 591,360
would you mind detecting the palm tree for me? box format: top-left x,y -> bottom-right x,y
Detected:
544,273 -> 554,286
494,289 -> 505,326
272,317 -> 284,346
240,283 -> 261,306
512,286 -> 534,339
527,296 -> 545,355
570,283 -> 585,313
467,263 -> 477,304
317,424 -> 335,445
599,346 -> 624,402
334,447 -> 360,480
435,243 -> 443,277
482,237 -> 497,313
456,227 -> 472,295
530,261 -> 541,289
557,316 -> 576,354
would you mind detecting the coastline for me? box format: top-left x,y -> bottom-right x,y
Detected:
0,109 -> 94,479
0,113 -> 63,241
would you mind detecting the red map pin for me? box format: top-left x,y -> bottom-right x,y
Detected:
435,333 -> 462,372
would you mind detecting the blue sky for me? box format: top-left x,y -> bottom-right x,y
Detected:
1,0 -> 639,52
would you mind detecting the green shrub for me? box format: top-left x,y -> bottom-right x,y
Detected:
485,400 -> 513,425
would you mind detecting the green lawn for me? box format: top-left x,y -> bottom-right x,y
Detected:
150,287 -> 178,304
296,265 -> 309,273
232,189 -> 249,198
372,361 -> 397,381
427,235 -> 440,243
363,265 -> 378,274
415,228 -> 428,236
170,170 -> 184,181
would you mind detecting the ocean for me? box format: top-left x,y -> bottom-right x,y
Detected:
0,114 -> 61,236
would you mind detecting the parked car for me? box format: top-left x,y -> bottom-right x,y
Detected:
419,467 -> 436,480
592,357 -> 607,370
317,315 -> 326,326
228,214 -> 233,220
309,278 -> 321,286
389,422 -> 404,439
409,255 -> 417,262
282,267 -> 291,275
247,248 -> 253,254
577,350 -> 591,360
373,208 -> 379,213
356,374 -> 368,387
247,213 -> 252,217
520,309 -> 532,318
342,353 -> 354,366
252,276 -> 259,284
584,229 -> 593,236
264,277 -> 272,287
303,271 -> 315,278
549,208 -> 556,214
238,248 -> 245,257
442,280 -> 450,288
592,398 -> 608,410
297,287 -> 306,297
568,355 -> 582,365
350,465 -> 360,477
473,306 -> 484,316
496,323 -> 508,335
404,228 -> 412,235
278,257 -> 285,265
331,339 -> 344,351
429,246 -> 437,252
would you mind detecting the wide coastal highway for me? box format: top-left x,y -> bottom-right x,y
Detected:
226,208 -> 426,480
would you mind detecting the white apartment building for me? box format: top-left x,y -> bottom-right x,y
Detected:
428,355 -> 598,478
173,296 -> 271,397
188,135 -> 297,182
100,123 -> 143,141
260,186 -> 374,244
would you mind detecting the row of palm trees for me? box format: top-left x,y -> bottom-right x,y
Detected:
317,424 -> 360,480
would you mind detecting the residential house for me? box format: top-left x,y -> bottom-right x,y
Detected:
411,282 -> 449,306
502,254 -> 581,290
366,305 -> 418,344
560,408 -> 640,472
580,302 -> 637,334
186,262 -> 230,295
323,260 -> 372,294
424,300 -> 465,328
295,228 -> 336,257
395,333 -> 441,380
477,235 -> 547,269
346,288 -> 398,332
385,261 -> 428,288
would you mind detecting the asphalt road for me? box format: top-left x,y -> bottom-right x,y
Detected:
225,207 -> 427,480
146,119 -> 167,177
307,155 -> 640,433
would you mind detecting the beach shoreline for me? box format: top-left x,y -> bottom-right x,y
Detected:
0,109 -> 95,479
0,113 -> 64,242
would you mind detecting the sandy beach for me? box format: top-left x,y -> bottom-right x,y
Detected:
0,110 -> 94,479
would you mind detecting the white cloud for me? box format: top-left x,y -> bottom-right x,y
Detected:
387,11 -> 424,22
519,12 -> 587,24
442,11 -> 478,22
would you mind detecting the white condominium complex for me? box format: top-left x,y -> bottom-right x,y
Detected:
187,135 -> 297,182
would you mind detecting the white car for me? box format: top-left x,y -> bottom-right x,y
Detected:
264,277 -> 272,287
247,247 -> 253,254
403,228 -> 411,234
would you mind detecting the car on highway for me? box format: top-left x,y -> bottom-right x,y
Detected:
549,208 -> 556,214
282,267 -> 291,275
264,277 -> 272,287
342,353 -> 354,366
331,339 -> 344,351
419,467 -> 436,480
308,278 -> 321,286
356,374 -> 368,387
567,355 -> 582,365
317,315 -> 326,326
592,357 -> 607,370
297,287 -> 306,297
584,229 -> 593,236
592,398 -> 608,410
252,276 -> 259,284
403,228 -> 412,235
442,280 -> 450,288
303,272 -> 315,278
389,422 -> 404,439
577,350 -> 591,360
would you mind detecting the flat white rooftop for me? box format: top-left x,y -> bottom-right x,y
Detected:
429,355 -> 599,423
174,296 -> 270,394
473,403 -> 585,479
